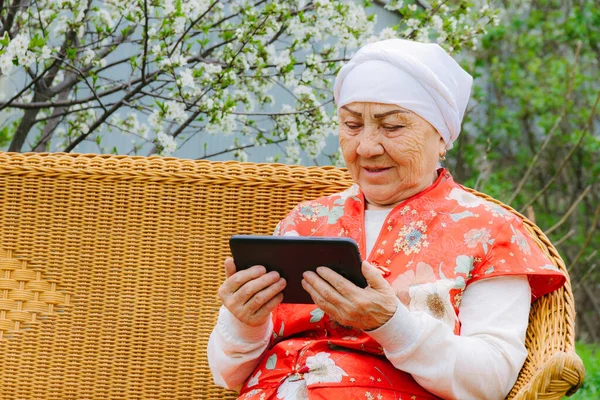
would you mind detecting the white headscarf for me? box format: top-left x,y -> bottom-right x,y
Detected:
333,39 -> 473,150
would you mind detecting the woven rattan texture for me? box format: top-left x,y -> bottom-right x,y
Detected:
0,152 -> 583,399
0,249 -> 70,339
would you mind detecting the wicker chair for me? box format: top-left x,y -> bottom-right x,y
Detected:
0,152 -> 584,399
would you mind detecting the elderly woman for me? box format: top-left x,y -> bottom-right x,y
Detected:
207,39 -> 565,400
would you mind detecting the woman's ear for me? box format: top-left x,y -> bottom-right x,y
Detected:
438,136 -> 446,158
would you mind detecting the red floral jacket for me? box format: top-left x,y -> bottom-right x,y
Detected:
238,169 -> 565,400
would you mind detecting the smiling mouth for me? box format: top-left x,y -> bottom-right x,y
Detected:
363,166 -> 391,173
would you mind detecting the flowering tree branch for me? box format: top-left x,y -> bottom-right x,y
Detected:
0,0 -> 496,160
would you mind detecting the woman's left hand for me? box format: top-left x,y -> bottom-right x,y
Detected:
301,261 -> 398,331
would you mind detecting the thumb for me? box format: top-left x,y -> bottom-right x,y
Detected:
362,261 -> 390,291
224,257 -> 237,278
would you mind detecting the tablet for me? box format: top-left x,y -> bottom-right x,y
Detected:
229,235 -> 367,304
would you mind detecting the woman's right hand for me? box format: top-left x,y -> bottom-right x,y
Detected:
218,257 -> 287,327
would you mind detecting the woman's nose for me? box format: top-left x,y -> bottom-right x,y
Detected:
356,127 -> 384,158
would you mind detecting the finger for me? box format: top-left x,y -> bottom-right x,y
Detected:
242,276 -> 286,311
252,291 -> 284,322
362,261 -> 391,291
219,265 -> 267,299
302,278 -> 327,308
232,270 -> 282,305
301,278 -> 342,318
303,270 -> 348,305
314,266 -> 358,296
224,257 -> 236,278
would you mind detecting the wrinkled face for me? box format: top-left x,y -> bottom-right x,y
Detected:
338,102 -> 446,209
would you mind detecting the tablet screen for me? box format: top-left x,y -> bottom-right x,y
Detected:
229,235 -> 366,304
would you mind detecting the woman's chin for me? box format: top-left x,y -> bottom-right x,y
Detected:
362,189 -> 399,209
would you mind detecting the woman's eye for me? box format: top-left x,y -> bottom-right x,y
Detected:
344,123 -> 362,130
384,125 -> 404,131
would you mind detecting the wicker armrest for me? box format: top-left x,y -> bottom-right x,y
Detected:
512,351 -> 585,399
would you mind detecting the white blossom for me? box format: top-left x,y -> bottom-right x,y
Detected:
95,58 -> 107,68
183,0 -> 211,19
431,15 -> 444,32
173,17 -> 187,35
0,34 -> 33,74
39,9 -> 54,26
97,8 -> 114,28
164,0 -> 176,15
414,28 -> 430,43
117,112 -> 150,139
275,49 -> 292,70
409,279 -> 458,329
206,113 -> 237,136
304,352 -> 348,385
81,48 -> 95,66
276,376 -> 307,400
151,44 -> 163,56
233,149 -> 249,162
75,0 -> 89,23
406,18 -> 419,29
198,62 -> 222,81
179,68 -> 195,88
149,111 -> 162,128
156,131 -> 178,155
165,101 -> 188,124
286,143 -> 301,164
379,27 -> 398,40
158,54 -> 187,69
293,85 -> 314,99
385,0 -> 404,11
0,54 -> 13,75
40,45 -> 52,61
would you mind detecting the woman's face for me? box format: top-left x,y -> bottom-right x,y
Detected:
338,102 -> 446,209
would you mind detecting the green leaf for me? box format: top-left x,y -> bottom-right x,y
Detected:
222,30 -> 234,41
0,32 -> 9,47
326,206 -> 344,224
120,26 -> 132,37
454,255 -> 474,275
265,354 -> 277,370
309,308 -> 324,323
454,276 -> 466,289
30,34 -> 46,48
450,211 -> 475,222
66,48 -> 77,59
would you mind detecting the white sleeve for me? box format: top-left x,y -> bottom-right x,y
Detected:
366,275 -> 531,400
207,306 -> 273,391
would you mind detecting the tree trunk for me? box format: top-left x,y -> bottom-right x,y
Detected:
33,89 -> 71,152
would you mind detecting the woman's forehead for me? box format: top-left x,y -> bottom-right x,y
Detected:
340,102 -> 412,117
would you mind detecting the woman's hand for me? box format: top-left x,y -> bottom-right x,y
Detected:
301,261 -> 397,331
218,257 -> 287,327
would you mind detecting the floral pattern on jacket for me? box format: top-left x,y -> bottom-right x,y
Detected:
238,169 -> 565,400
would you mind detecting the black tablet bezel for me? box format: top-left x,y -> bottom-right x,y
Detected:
229,235 -> 366,304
